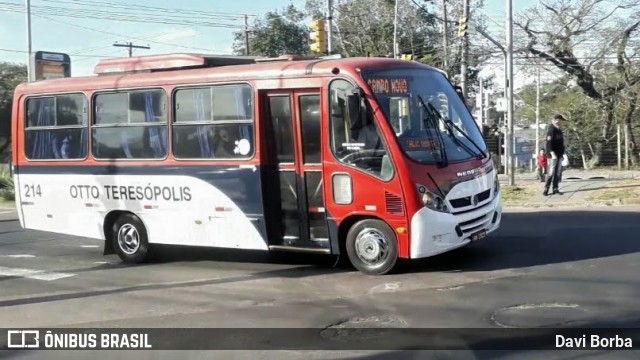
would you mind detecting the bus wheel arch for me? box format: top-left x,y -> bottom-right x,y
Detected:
339,215 -> 399,275
103,211 -> 150,263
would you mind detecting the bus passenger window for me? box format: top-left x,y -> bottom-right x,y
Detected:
173,84 -> 254,159
24,94 -> 88,160
329,80 -> 393,180
92,90 -> 168,160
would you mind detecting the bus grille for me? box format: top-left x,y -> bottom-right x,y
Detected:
450,189 -> 491,209
385,191 -> 404,215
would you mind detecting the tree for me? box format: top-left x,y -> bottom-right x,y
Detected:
304,0 -> 493,107
305,0 -> 440,58
0,62 -> 28,158
232,5 -> 310,57
515,0 -> 640,167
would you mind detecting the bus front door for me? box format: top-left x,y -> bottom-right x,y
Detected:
263,90 -> 330,252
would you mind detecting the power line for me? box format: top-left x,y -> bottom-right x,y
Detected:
0,2 -> 245,29
0,47 -> 112,57
3,0 -> 252,20
40,0 -> 255,18
34,14 -> 219,53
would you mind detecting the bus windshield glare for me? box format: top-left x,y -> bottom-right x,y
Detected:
362,68 -> 488,164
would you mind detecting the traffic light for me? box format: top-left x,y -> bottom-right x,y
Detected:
458,16 -> 468,37
309,19 -> 327,54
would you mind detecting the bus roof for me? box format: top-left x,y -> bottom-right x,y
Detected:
15,53 -> 445,95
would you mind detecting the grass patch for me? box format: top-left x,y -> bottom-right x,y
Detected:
500,184 -> 537,204
586,179 -> 640,202
0,167 -> 14,202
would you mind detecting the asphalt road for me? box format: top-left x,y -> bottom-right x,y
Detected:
1,206 -> 640,359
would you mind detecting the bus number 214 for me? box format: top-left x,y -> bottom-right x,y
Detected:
24,184 -> 42,197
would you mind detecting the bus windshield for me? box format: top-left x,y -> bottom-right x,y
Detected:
361,68 -> 487,164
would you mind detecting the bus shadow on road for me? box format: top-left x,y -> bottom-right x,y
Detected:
146,244 -> 344,269
396,210 -> 640,274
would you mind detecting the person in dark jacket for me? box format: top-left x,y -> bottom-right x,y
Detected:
544,114 -> 565,195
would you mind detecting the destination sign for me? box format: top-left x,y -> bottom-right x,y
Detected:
405,138 -> 437,149
366,77 -> 409,95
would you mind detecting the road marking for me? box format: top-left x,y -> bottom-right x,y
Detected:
81,245 -> 99,248
0,266 -> 76,281
2,254 -> 36,258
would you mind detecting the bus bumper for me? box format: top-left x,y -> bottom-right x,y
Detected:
409,195 -> 502,259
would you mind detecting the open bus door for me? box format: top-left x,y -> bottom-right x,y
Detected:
261,89 -> 330,252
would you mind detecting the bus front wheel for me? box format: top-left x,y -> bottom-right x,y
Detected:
345,219 -> 398,275
112,213 -> 150,264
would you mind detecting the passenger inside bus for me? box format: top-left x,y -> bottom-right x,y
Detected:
214,127 -> 236,158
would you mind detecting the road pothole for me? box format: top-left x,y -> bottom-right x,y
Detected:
320,315 -> 408,342
491,302 -> 587,328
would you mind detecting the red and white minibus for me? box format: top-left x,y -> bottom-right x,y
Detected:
11,53 -> 501,275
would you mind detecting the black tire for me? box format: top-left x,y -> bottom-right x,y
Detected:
111,213 -> 150,264
345,219 -> 398,275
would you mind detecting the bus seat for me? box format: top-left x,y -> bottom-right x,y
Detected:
380,154 -> 393,180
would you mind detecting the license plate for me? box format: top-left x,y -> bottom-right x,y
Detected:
471,230 -> 487,241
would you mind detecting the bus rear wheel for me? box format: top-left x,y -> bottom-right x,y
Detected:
112,213 -> 149,264
345,219 -> 398,275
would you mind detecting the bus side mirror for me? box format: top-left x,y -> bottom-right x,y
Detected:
347,92 -> 362,125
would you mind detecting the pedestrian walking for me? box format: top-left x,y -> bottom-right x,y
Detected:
536,149 -> 547,182
543,114 -> 565,196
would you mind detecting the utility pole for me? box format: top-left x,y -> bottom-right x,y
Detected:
113,42 -> 150,57
442,0 -> 448,69
618,124 -> 622,169
506,0 -> 515,185
393,0 -> 399,58
327,0 -> 333,54
26,0 -> 33,82
484,89 -> 489,125
478,77 -> 484,126
625,125 -> 630,169
244,15 -> 250,55
460,0 -> 470,99
535,67 -> 540,153
474,25 -> 508,174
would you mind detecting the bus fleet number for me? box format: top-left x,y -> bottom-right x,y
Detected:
24,184 -> 42,198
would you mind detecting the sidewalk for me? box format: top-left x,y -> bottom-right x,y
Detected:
0,201 -> 15,210
501,177 -> 640,209
498,168 -> 640,182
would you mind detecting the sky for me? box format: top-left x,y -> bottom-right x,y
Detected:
0,0 -> 536,83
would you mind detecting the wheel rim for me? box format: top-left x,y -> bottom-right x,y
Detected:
117,224 -> 140,255
354,227 -> 389,266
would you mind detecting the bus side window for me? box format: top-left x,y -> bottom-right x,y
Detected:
24,94 -> 88,160
173,84 -> 254,160
329,79 -> 393,181
92,90 -> 168,160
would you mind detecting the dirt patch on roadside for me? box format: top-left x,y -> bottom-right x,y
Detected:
586,179 -> 640,202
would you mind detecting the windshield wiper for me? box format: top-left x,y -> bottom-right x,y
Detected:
417,96 -> 448,167
425,101 -> 487,159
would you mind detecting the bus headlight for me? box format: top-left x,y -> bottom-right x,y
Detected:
417,185 -> 450,213
494,172 -> 500,197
